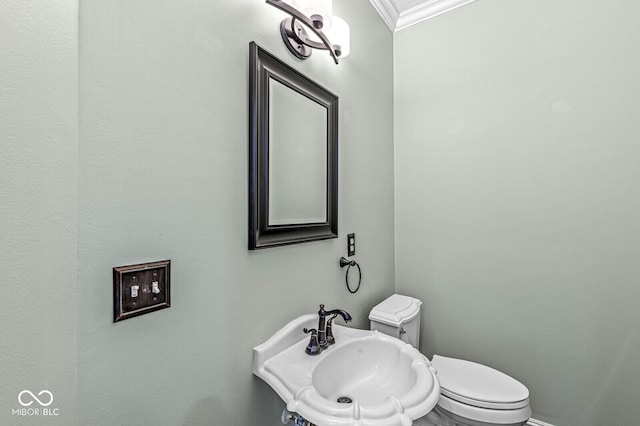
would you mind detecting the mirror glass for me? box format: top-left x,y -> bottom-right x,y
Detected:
248,42 -> 338,250
268,78 -> 327,225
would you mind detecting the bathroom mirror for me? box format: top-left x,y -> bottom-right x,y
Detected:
248,42 -> 338,250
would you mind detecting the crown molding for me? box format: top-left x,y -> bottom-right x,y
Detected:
369,0 -> 478,32
369,0 -> 400,31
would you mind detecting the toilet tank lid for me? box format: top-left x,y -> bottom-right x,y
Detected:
369,294 -> 422,327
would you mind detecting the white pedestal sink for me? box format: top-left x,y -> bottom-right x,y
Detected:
253,314 -> 440,426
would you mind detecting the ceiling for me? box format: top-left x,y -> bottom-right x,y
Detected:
369,0 -> 478,32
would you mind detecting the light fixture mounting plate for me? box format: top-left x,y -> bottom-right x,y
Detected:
280,18 -> 312,60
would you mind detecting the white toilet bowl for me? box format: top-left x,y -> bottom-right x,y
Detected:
369,294 -> 531,426
423,355 -> 531,425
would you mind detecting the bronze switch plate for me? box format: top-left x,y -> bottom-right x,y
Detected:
113,260 -> 171,322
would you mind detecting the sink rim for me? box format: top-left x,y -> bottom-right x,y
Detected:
253,314 -> 441,426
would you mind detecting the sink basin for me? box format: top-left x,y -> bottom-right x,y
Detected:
253,314 -> 440,426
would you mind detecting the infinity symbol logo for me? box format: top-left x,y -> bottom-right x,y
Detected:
18,390 -> 53,407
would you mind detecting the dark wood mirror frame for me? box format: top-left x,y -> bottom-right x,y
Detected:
248,42 -> 338,250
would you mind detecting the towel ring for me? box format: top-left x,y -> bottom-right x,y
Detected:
339,257 -> 361,294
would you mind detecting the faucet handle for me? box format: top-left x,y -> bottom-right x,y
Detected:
303,328 -> 321,355
325,314 -> 339,346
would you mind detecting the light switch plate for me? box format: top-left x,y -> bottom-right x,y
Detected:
347,233 -> 356,257
113,260 -> 171,322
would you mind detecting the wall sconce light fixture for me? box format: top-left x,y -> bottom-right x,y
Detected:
266,0 -> 350,64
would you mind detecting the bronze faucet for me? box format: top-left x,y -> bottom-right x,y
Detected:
304,304 -> 352,355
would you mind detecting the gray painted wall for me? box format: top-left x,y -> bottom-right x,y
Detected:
1,0 -> 78,424
394,1 -> 640,425
2,0 -> 393,425
78,1 -> 393,425
8,0 -> 639,425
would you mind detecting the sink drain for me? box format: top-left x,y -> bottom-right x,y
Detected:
337,396 -> 353,404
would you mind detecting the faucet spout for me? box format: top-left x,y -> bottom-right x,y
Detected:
325,309 -> 352,322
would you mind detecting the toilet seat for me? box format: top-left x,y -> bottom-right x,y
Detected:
431,355 -> 531,425
440,388 -> 529,410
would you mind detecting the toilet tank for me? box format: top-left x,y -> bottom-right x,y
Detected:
369,294 -> 422,348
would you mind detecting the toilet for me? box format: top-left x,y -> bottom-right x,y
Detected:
369,294 -> 532,426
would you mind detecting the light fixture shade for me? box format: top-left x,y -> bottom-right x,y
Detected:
297,0 -> 333,30
326,16 -> 350,58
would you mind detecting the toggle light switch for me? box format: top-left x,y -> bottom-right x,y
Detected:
113,260 -> 171,322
